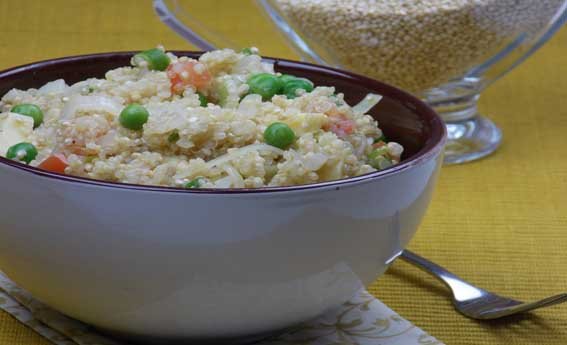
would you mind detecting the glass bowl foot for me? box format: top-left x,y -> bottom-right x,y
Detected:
443,115 -> 502,165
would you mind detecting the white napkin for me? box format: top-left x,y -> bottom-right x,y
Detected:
0,272 -> 443,345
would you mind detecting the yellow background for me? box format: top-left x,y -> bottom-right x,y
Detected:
0,1 -> 566,344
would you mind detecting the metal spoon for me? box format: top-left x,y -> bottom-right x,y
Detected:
400,250 -> 567,320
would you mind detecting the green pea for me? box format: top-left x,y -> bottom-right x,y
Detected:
132,48 -> 170,71
241,47 -> 254,55
368,147 -> 392,170
283,78 -> 314,99
247,73 -> 284,101
197,92 -> 208,107
119,104 -> 149,130
11,104 -> 43,128
168,131 -> 180,143
264,122 -> 296,149
185,177 -> 203,189
6,142 -> 38,164
278,74 -> 297,84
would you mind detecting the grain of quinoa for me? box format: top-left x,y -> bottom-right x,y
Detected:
275,0 -> 565,94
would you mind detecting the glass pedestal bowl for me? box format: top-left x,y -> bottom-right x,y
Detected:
154,0 -> 567,164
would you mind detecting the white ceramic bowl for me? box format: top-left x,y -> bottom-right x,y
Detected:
0,52 -> 446,343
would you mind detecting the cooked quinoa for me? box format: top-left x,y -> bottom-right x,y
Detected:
0,47 -> 403,188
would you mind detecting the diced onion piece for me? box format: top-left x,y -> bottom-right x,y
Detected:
61,95 -> 122,120
232,55 -> 267,75
352,93 -> 383,115
387,142 -> 404,159
98,130 -> 118,149
0,113 -> 34,155
238,94 -> 263,117
204,143 -> 284,169
319,159 -> 344,181
214,176 -> 233,188
223,165 -> 245,188
38,79 -> 68,94
353,135 -> 368,157
303,152 -> 328,171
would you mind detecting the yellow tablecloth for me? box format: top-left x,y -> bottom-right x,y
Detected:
0,1 -> 566,344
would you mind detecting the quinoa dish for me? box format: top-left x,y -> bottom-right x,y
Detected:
0,47 -> 403,189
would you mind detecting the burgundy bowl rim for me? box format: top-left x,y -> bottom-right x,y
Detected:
0,51 -> 446,194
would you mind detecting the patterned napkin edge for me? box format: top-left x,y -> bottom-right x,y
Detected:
0,272 -> 443,345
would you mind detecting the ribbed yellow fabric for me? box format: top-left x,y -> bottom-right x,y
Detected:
0,1 -> 566,344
